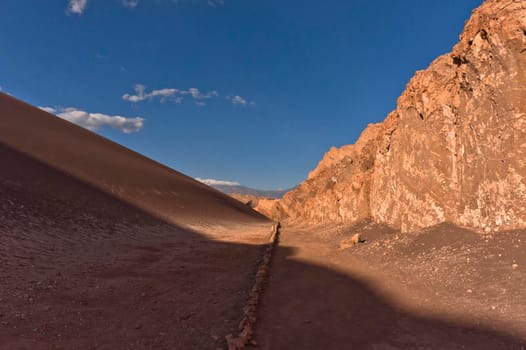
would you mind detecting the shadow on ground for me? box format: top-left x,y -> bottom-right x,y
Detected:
254,235 -> 526,350
0,142 -> 270,350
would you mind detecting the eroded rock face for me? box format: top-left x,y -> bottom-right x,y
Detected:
229,194 -> 283,221
277,123 -> 384,224
278,0 -> 526,233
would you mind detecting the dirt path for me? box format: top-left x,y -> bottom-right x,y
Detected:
253,223 -> 526,350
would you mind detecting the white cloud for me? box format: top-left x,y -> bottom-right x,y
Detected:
180,88 -> 218,100
40,106 -> 144,133
123,85 -> 219,104
122,0 -> 139,9
123,84 -> 254,107
231,95 -> 247,106
229,95 -> 255,107
196,178 -> 240,186
40,107 -> 56,114
122,84 -> 179,103
67,0 -> 88,15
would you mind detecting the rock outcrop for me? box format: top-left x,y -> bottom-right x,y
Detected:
275,0 -> 526,233
230,194 -> 283,221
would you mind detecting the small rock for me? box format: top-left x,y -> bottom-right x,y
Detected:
339,233 -> 364,249
512,264 -> 519,270
350,233 -> 363,244
467,289 -> 473,294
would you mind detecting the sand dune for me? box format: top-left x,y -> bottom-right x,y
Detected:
0,93 -> 272,349
0,92 -> 269,237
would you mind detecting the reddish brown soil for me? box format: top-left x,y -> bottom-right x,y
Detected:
254,222 -> 526,349
0,143 -> 273,349
0,93 -> 273,349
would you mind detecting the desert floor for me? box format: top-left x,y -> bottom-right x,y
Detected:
254,221 -> 526,349
0,144 -> 272,350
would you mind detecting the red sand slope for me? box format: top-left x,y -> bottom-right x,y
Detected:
0,93 -> 271,349
0,92 -> 269,231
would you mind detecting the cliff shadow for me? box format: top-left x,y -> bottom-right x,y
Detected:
254,236 -> 526,350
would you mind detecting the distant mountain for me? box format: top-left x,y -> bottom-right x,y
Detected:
196,178 -> 289,199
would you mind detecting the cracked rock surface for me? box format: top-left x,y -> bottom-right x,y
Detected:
268,0 -> 526,233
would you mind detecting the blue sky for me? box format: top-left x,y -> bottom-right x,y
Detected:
0,0 -> 482,190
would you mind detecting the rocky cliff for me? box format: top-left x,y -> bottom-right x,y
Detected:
270,0 -> 526,233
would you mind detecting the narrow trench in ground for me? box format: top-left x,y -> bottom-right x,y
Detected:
225,222 -> 281,350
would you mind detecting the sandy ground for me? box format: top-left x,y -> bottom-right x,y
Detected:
0,143 -> 273,350
254,221 -> 526,349
0,92 -> 277,349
